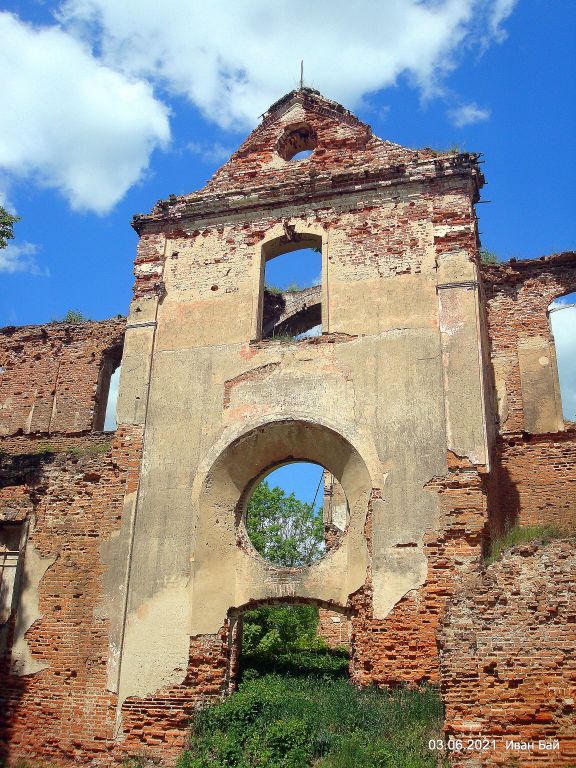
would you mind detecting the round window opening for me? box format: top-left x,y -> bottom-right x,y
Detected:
277,124 -> 318,162
244,461 -> 349,567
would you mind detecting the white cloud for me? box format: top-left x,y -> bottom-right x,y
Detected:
449,102 -> 491,127
549,300 -> 576,421
489,0 -> 519,41
187,142 -> 234,164
0,12 -> 170,214
0,2 -> 517,212
0,242 -> 47,275
59,0 -> 516,131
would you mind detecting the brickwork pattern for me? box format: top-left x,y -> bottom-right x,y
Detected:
0,427 -> 143,767
120,629 -> 230,760
495,431 -> 576,530
317,608 -> 351,647
440,539 -> 576,767
0,319 -> 125,438
350,455 -> 487,687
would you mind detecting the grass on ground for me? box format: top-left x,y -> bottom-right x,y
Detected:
178,674 -> 446,768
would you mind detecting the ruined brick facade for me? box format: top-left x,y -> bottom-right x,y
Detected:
0,89 -> 574,766
440,539 -> 576,766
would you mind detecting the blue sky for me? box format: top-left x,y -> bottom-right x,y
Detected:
261,463 -> 325,512
1,0 -> 575,440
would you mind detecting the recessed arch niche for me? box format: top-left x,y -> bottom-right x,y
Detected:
191,419 -> 372,635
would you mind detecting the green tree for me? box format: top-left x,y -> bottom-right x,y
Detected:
246,480 -> 324,567
0,206 -> 20,249
242,603 -> 320,655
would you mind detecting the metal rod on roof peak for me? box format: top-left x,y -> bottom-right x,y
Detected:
300,60 -> 304,90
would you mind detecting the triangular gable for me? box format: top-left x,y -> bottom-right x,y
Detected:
196,88 -> 423,197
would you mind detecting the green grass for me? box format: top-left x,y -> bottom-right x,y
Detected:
265,283 -> 305,295
485,524 -> 568,564
178,675 -> 447,768
479,247 -> 498,264
68,441 -> 112,457
34,441 -> 56,454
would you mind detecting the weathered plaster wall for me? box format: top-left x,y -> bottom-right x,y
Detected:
350,453 -> 488,687
440,539 -> 576,767
115,189 -> 487,713
102,90 -> 490,751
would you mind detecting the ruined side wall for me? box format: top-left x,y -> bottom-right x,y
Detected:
481,253 -> 575,436
0,429 -> 143,766
440,539 -> 576,767
495,431 -> 576,531
0,319 -> 125,437
482,253 -> 576,531
0,316 -> 140,765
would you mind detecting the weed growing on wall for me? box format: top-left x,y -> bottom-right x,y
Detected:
485,524 -> 568,563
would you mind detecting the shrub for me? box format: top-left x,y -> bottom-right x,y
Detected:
52,309 -> 90,324
242,604 -> 319,654
242,647 -> 350,680
180,675 -> 447,768
479,248 -> 498,264
240,604 -> 349,680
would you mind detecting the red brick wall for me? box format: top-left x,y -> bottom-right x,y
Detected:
0,319 -> 125,437
317,608 -> 351,647
481,253 -> 576,435
120,629 -> 230,760
495,431 -> 576,530
482,254 -> 576,534
0,427 -> 143,767
350,455 -> 487,687
440,538 -> 576,767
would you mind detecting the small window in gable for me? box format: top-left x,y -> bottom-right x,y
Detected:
277,124 -> 317,161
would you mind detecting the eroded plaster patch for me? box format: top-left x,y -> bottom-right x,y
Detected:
11,544 -> 56,676
118,576 -> 191,705
372,547 -> 428,618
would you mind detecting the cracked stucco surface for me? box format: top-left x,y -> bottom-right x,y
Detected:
112,188 -> 488,702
